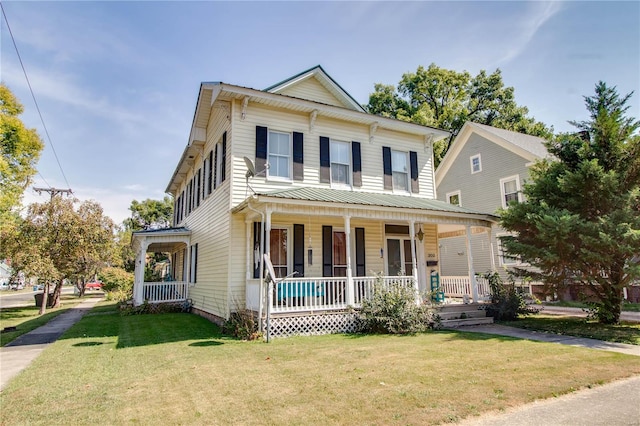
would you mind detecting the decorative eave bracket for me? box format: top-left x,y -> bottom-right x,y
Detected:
241,96 -> 250,120
369,122 -> 378,144
309,110 -> 318,132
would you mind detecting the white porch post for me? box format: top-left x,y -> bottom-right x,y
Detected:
134,239 -> 149,305
465,225 -> 478,303
488,226 -> 497,272
344,215 -> 354,306
409,221 -> 420,303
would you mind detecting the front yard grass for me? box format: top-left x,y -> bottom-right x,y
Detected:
1,302 -> 640,425
543,301 -> 640,312
500,315 -> 640,345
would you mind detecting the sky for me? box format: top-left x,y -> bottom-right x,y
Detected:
1,1 -> 638,225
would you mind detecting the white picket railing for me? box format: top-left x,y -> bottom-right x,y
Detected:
270,276 -> 415,313
142,281 -> 189,303
439,276 -> 490,299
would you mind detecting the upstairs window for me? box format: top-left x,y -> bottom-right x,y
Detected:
330,140 -> 350,185
500,175 -> 521,208
391,150 -> 409,191
268,131 -> 291,180
470,154 -> 482,174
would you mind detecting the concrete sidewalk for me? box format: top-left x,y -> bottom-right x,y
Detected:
455,323 -> 640,356
540,305 -> 640,323
0,296 -> 103,391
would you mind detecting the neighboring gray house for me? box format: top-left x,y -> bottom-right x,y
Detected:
435,122 -> 548,289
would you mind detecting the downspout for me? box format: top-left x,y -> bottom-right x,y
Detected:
246,199 -> 265,332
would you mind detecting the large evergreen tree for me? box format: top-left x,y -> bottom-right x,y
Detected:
500,82 -> 640,324
366,64 -> 552,165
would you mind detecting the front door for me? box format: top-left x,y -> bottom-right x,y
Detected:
386,238 -> 413,276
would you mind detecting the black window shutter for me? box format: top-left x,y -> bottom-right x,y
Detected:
221,132 -> 227,183
207,150 -> 213,195
293,224 -> 305,277
410,151 -> 419,193
193,243 -> 198,283
213,145 -> 218,190
293,132 -> 304,181
352,141 -> 362,187
253,222 -> 262,279
322,225 -> 333,277
319,136 -> 330,183
355,227 -> 366,277
255,126 -> 268,176
196,168 -> 201,207
382,146 -> 392,190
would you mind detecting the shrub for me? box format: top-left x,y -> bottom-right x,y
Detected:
359,277 -> 437,334
222,308 -> 261,340
483,272 -> 538,320
98,267 -> 134,302
119,300 -> 192,315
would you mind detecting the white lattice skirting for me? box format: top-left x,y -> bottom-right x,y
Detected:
267,312 -> 362,337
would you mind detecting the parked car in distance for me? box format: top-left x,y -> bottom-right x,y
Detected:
85,281 -> 103,290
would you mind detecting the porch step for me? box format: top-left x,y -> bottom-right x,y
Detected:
440,316 -> 494,328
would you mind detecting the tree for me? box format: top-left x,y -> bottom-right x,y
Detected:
500,82 -> 640,324
123,196 -> 174,231
3,197 -> 116,313
0,83 -> 44,234
365,64 -> 552,165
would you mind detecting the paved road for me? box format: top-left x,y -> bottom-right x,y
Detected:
0,286 -> 79,309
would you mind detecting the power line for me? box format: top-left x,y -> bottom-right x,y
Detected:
0,1 -> 71,190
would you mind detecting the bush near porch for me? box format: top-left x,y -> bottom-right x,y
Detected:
2,301 -> 640,425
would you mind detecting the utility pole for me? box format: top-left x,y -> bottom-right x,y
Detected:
33,187 -> 73,200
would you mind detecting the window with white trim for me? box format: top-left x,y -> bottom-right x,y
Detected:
500,175 -> 521,208
497,234 -> 520,266
446,190 -> 461,206
470,154 -> 482,174
392,150 -> 409,191
190,243 -> 198,283
330,140 -> 350,185
215,142 -> 223,186
268,130 -> 291,180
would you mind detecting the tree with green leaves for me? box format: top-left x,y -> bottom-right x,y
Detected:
3,197 -> 116,313
500,82 -> 640,324
123,196 -> 173,231
366,64 -> 552,165
0,83 -> 44,234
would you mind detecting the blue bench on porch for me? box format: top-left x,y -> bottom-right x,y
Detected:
277,281 -> 325,301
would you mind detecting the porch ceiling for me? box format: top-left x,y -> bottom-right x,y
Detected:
131,227 -> 191,253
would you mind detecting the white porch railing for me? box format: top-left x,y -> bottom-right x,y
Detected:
142,281 -> 189,304
270,276 -> 414,313
440,276 -> 490,299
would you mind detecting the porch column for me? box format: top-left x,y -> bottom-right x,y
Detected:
488,226 -> 497,272
465,225 -> 478,303
409,221 -> 420,303
134,240 -> 149,305
344,215 -> 354,306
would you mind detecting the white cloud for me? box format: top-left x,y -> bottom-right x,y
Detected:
497,1 -> 564,65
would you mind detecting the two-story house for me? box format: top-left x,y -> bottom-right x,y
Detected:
435,122 -> 548,295
131,66 -> 496,336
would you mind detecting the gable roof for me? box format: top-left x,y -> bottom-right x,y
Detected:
435,122 -> 549,186
264,65 -> 366,113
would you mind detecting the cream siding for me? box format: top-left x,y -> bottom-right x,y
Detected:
276,77 -> 345,108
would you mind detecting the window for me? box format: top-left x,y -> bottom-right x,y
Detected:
391,150 -> 409,191
332,231 -> 347,277
446,190 -> 461,206
500,175 -> 521,208
470,154 -> 482,174
190,243 -> 198,283
497,234 -> 519,266
269,228 -> 289,278
330,141 -> 350,185
268,131 -> 291,179
215,142 -> 224,186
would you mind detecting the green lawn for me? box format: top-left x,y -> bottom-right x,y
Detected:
543,301 -> 640,312
500,315 -> 640,345
2,302 -> 640,425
